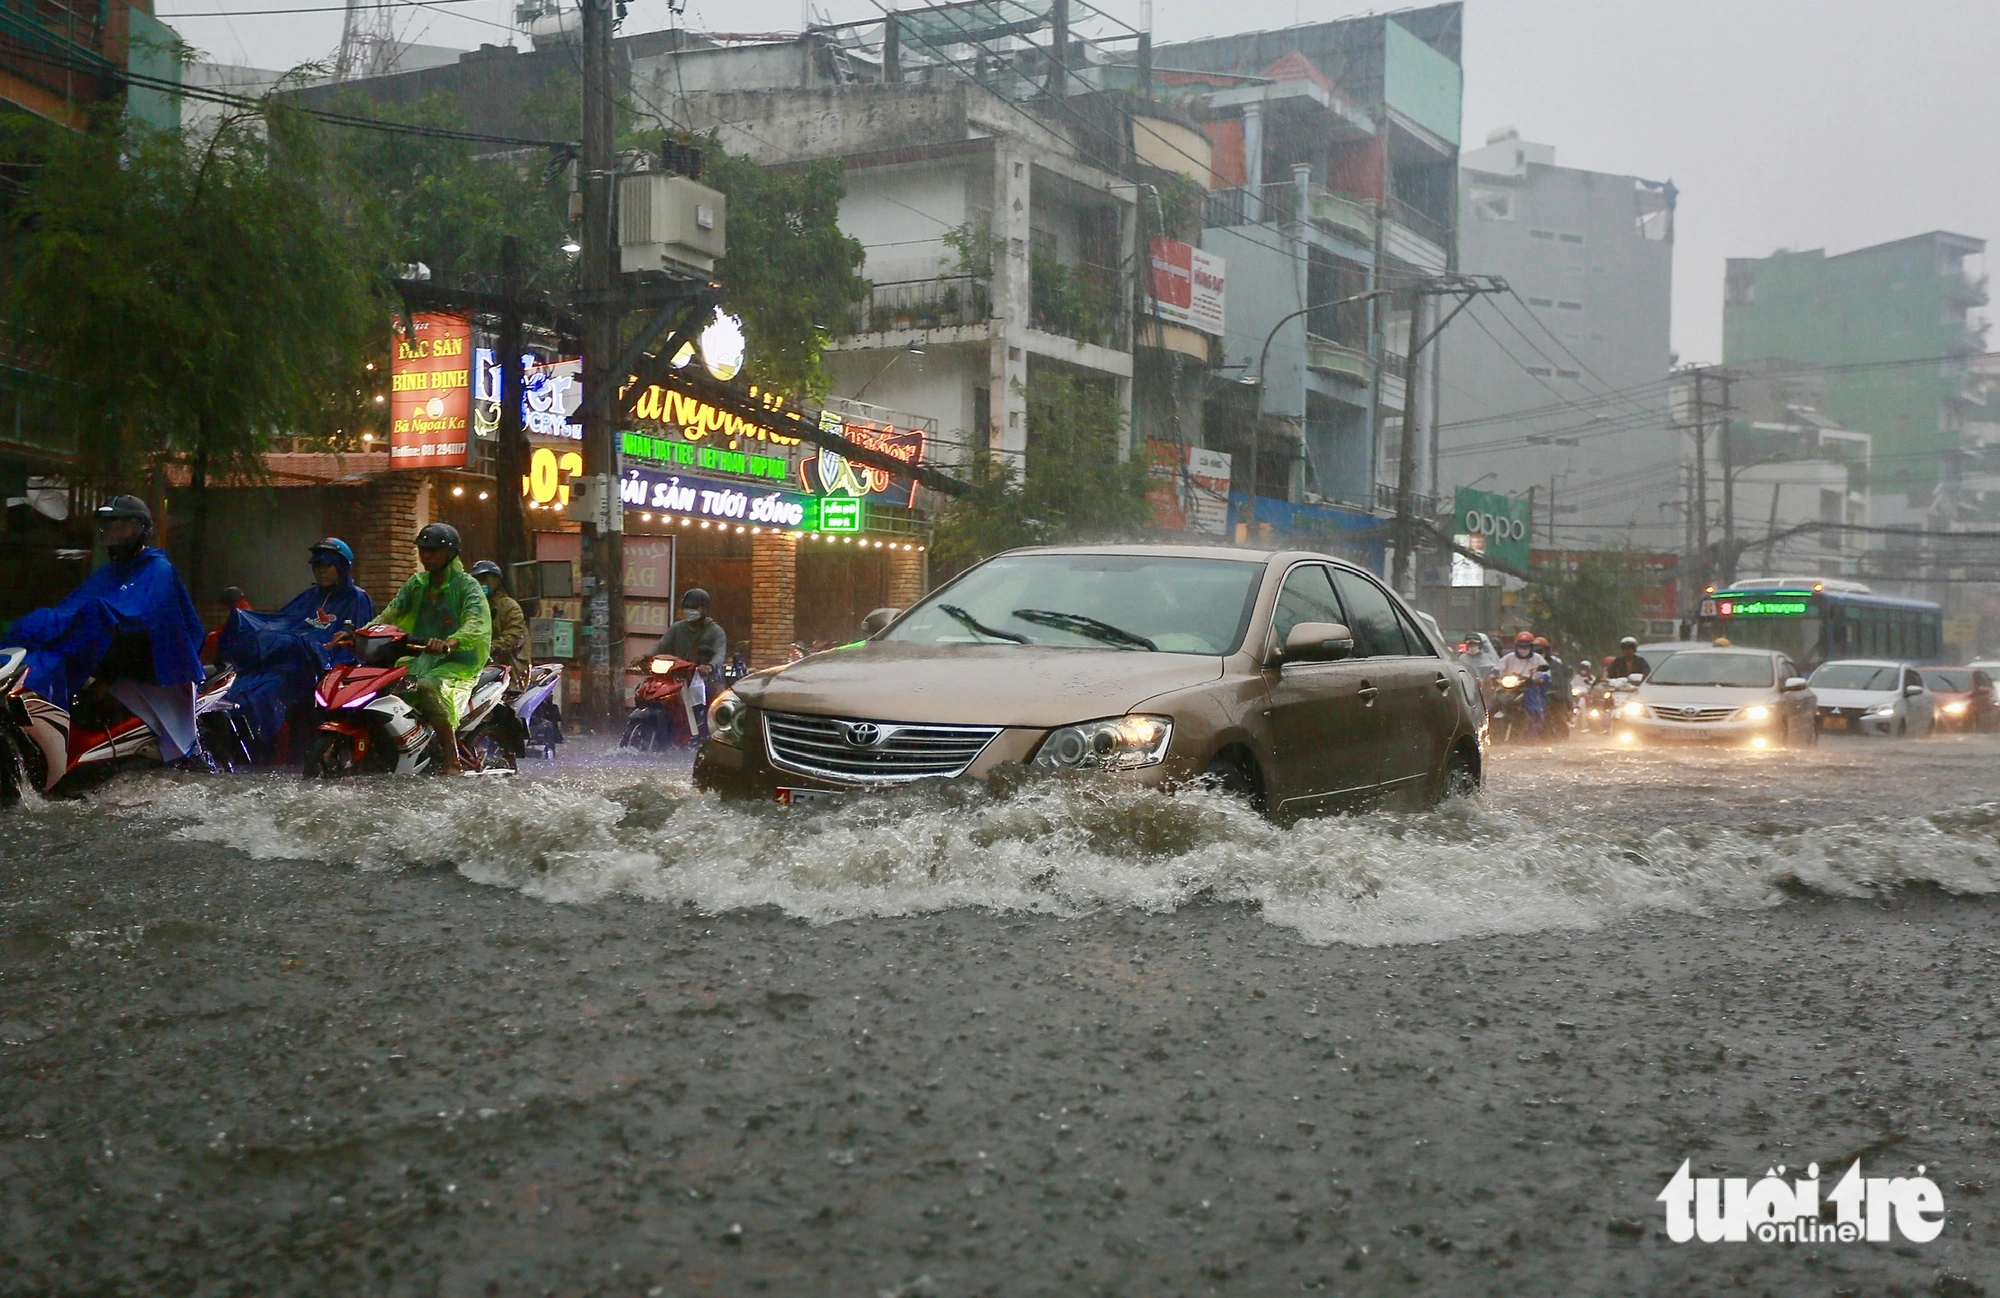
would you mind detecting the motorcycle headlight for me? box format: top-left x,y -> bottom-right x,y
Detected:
1033,715 -> 1172,772
708,689 -> 747,747
1622,700 -> 1648,719
1499,674 -> 1522,688
649,658 -> 676,675
1741,705 -> 1771,722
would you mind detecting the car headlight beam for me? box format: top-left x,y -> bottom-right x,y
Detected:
708,689 -> 748,747
1868,703 -> 1897,717
1033,715 -> 1173,772
1944,700 -> 1970,716
1622,700 -> 1647,719
1741,704 -> 1771,722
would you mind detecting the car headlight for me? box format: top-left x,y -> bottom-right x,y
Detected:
1868,704 -> 1896,717
1741,705 -> 1771,722
708,689 -> 747,747
1033,715 -> 1173,772
1622,700 -> 1647,719
1944,700 -> 1970,716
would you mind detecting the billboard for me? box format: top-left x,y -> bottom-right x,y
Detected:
1454,486 -> 1531,571
1148,238 -> 1226,337
1146,441 -> 1233,536
800,411 -> 926,508
390,313 -> 472,469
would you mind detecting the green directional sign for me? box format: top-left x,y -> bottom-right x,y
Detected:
1454,486 -> 1532,570
809,496 -> 865,534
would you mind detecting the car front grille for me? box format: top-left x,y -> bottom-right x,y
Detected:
763,711 -> 1003,785
1818,706 -> 1870,720
1650,705 -> 1739,723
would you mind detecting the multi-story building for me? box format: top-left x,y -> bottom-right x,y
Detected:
1436,130 -> 1677,550
1724,232 -> 1987,505
1146,4 -> 1464,560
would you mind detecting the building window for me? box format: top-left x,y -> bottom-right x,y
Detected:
1528,296 -> 1555,308
1529,228 -> 1556,241
1637,209 -> 1672,242
1556,300 -> 1584,311
1558,232 -> 1585,245
1470,186 -> 1513,221
1525,365 -> 1554,377
1556,368 -> 1581,379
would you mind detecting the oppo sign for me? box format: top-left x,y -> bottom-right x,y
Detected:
1454,486 -> 1532,569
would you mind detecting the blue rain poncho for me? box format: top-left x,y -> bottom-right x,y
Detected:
11,547 -> 204,708
217,577 -> 375,750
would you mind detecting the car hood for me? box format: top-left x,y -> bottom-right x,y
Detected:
1811,687 -> 1897,708
730,642 -> 1226,727
1636,684 -> 1777,708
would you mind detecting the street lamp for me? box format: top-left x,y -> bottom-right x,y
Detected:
1237,288 -> 1392,533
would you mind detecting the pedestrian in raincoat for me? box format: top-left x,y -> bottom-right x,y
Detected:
8,495 -> 206,760
375,523 -> 490,775
216,538 -> 373,761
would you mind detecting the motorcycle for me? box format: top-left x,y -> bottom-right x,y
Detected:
0,645 -> 244,798
301,625 -> 520,778
620,653 -> 701,751
1487,669 -> 1554,745
509,662 -> 565,760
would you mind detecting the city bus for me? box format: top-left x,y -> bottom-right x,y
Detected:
1694,579 -> 1943,669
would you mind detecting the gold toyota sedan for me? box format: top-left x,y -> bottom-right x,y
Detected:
693,545 -> 1486,817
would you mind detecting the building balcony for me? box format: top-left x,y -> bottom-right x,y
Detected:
842,275 -> 991,336
1206,183 -> 1378,251
1031,258 -> 1130,351
1305,333 -> 1374,386
1382,196 -> 1449,271
1307,186 -> 1377,246
1947,271 -> 1990,309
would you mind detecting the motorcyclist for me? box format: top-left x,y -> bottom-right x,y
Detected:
218,538 -> 374,762
647,588 -> 727,723
469,559 -> 531,690
371,523 -> 491,776
1536,635 -> 1573,734
1491,631 -> 1552,735
1607,636 -> 1652,682
8,495 -> 205,761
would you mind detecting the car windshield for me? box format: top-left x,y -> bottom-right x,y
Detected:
886,554 -> 1263,655
1811,663 -> 1899,692
1646,653 -> 1774,688
1924,670 -> 1970,693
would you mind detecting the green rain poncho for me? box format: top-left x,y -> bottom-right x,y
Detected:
377,557 -> 492,726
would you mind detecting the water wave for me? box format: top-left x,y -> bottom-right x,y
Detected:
89,764 -> 2000,948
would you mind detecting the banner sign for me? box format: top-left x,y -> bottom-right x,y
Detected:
474,350 -> 584,442
1145,441 -> 1232,536
1148,238 -> 1226,337
620,466 -> 814,530
801,411 -> 926,508
623,537 -> 677,600
627,380 -> 804,451
622,429 -> 791,484
1454,486 -> 1531,570
390,312 -> 471,468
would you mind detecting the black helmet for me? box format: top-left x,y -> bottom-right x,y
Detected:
94,494 -> 152,528
468,559 -> 503,583
413,522 -> 461,553
680,587 -> 712,610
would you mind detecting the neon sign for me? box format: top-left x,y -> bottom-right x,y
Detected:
800,412 -> 926,507
818,497 -> 864,533
626,383 -> 802,449
523,445 -> 586,504
1717,599 -> 1810,618
621,467 -> 811,529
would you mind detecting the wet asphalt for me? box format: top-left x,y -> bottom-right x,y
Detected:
4,738 -> 2000,1296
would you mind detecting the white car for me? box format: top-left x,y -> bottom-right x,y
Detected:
1808,660 -> 1936,738
1615,647 -> 1817,748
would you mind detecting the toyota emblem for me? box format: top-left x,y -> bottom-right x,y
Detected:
842,721 -> 882,748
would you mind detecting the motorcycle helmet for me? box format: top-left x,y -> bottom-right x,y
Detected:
469,559 -> 504,583
413,522 -> 461,554
1533,635 -> 1552,651
1514,631 -> 1534,647
680,587 -> 712,610
1620,636 -> 1638,651
308,537 -> 354,568
94,494 -> 153,560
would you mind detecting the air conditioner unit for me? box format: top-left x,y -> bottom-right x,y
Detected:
618,173 -> 726,274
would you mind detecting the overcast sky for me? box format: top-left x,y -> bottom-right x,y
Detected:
157,0 -> 1998,364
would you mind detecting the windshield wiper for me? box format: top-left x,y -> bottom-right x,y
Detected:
1011,608 -> 1157,651
938,604 -> 1029,644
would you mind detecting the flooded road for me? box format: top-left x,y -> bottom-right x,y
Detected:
4,736 -> 1999,1294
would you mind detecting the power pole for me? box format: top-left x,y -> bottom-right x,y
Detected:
579,0 -> 622,726
1718,367 -> 1735,585
1692,366 -> 1710,580
1392,288 -> 1426,592
494,234 -> 528,575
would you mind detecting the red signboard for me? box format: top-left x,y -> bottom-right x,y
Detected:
390,312 -> 472,469
799,413 -> 927,508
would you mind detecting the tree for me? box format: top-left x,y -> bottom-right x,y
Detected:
0,105 -> 380,595
1524,548 -> 1646,660
931,370 -> 1149,579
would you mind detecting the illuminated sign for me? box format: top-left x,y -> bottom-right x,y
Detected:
621,430 -> 789,483
1710,598 -> 1811,618
801,412 -> 927,507
474,351 -> 584,441
390,312 -> 471,468
818,497 -> 864,533
523,445 -> 586,505
621,466 -> 812,529
626,382 -> 802,450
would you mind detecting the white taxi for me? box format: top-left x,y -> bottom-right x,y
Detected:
1614,647 -> 1817,749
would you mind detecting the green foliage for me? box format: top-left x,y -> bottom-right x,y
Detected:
941,221 -> 997,279
931,370 -> 1148,579
1030,253 -> 1125,349
0,106 -> 379,587
1524,549 -> 1646,659
701,146 -> 867,400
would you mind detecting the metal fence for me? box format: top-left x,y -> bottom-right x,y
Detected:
844,276 -> 991,335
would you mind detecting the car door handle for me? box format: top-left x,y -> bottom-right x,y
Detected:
1357,684 -> 1379,706
1433,674 -> 1452,693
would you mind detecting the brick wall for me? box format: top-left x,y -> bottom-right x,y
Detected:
886,546 -> 928,610
748,530 -> 798,670
345,475 -> 431,612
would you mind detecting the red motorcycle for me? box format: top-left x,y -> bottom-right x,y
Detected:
0,645 -> 245,799
620,653 -> 701,751
302,625 -> 519,778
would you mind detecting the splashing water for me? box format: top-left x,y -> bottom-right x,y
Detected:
81,757 -> 2000,948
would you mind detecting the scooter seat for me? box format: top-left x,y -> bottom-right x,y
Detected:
476,665 -> 507,689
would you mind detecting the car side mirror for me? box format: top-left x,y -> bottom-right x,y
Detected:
861,607 -> 901,636
1904,683 -> 1925,697
1281,621 -> 1354,664
1627,673 -> 1646,685
1783,676 -> 1808,692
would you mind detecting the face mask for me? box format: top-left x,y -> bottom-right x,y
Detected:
683,608 -> 703,622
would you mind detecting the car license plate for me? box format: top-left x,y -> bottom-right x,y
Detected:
1823,716 -> 1848,732
776,786 -> 843,808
